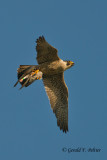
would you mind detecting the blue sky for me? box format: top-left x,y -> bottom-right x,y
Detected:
0,0 -> 107,159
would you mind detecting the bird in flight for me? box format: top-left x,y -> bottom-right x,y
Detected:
14,36 -> 74,133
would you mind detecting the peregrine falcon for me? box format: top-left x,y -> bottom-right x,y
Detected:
14,36 -> 74,133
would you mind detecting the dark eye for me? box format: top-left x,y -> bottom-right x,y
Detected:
67,61 -> 70,65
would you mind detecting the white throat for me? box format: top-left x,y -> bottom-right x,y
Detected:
59,59 -> 67,70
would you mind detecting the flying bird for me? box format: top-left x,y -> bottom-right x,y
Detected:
14,36 -> 74,133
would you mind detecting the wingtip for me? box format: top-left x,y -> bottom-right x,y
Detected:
63,128 -> 68,133
57,120 -> 68,133
62,127 -> 68,133
36,35 -> 45,43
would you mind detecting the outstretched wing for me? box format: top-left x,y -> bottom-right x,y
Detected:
43,73 -> 68,133
36,36 -> 60,64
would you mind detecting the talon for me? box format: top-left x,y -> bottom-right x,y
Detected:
35,69 -> 39,74
31,70 -> 39,76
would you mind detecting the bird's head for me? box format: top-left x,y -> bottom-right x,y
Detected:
64,60 -> 74,70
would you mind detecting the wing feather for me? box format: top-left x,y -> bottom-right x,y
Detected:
43,73 -> 68,133
36,36 -> 60,64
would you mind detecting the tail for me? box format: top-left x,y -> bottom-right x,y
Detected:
14,65 -> 40,89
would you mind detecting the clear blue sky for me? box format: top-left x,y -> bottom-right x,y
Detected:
0,0 -> 107,159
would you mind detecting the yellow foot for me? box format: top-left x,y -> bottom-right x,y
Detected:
36,77 -> 41,80
31,69 -> 39,76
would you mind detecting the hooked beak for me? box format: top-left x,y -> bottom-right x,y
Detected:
70,61 -> 74,66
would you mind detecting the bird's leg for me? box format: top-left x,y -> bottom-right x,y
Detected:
31,70 -> 43,80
